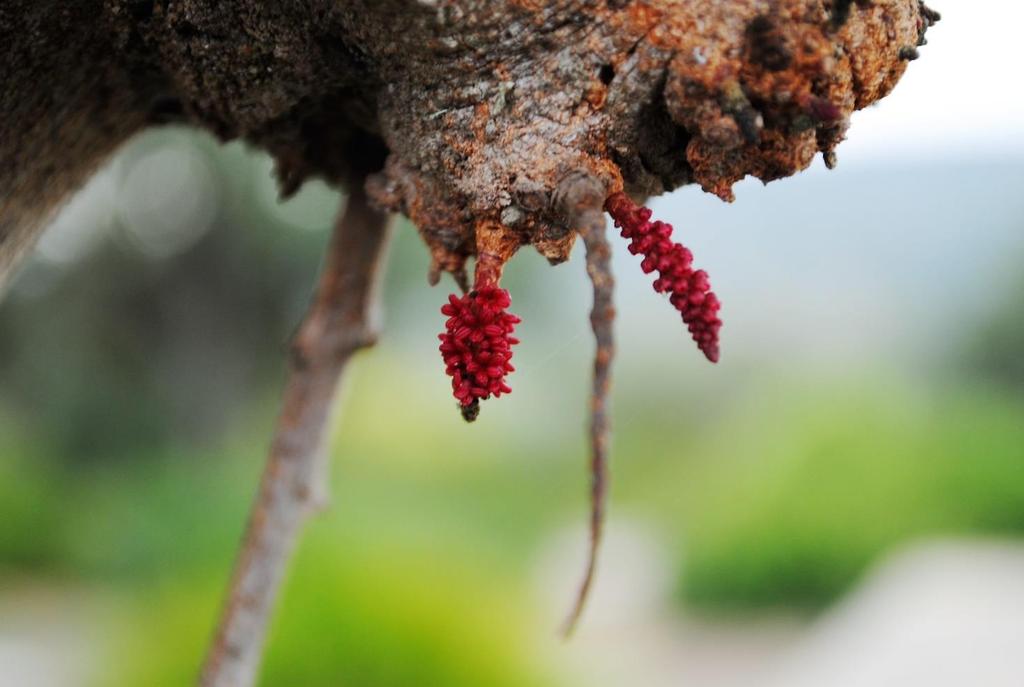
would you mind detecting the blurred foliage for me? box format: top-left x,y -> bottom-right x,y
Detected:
962,271 -> 1024,396
259,539 -> 550,687
658,382 -> 1024,611
3,363 -> 1024,684
112,546 -> 554,687
0,431 -> 66,571
0,400 -> 563,687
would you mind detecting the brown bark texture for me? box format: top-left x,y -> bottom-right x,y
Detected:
2,0 -> 936,288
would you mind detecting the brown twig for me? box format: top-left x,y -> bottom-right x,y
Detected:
199,185 -> 392,687
555,173 -> 615,637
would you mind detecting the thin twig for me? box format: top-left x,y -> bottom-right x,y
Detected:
199,186 -> 392,687
555,172 -> 615,637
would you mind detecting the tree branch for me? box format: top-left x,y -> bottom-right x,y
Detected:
555,173 -> 616,636
199,186 -> 392,687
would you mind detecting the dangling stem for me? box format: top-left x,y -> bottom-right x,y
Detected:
200,185 -> 392,687
474,251 -> 505,289
555,172 -> 616,636
473,218 -> 521,288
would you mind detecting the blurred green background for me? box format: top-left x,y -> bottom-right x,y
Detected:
3,17 -> 1024,680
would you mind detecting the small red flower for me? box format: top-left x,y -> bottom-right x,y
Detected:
439,282 -> 521,421
605,192 -> 722,362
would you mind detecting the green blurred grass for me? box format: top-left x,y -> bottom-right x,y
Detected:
631,380 -> 1024,611
2,359 -> 1024,683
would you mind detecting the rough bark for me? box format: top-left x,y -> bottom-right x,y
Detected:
2,0 -> 936,289
0,2 -> 155,289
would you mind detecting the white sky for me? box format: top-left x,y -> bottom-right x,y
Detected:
843,0 -> 1024,162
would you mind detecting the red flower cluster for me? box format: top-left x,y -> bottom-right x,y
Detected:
439,285 -> 521,420
605,192 -> 722,363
